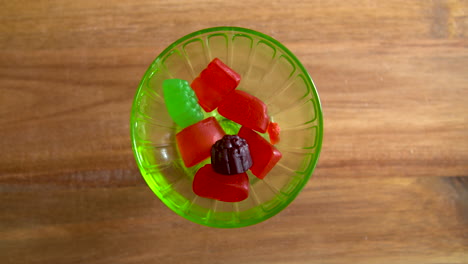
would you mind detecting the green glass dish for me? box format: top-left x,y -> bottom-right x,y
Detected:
130,27 -> 323,228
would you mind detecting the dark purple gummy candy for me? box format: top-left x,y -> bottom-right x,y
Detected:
211,135 -> 253,175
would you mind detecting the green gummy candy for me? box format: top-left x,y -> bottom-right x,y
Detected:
163,79 -> 204,128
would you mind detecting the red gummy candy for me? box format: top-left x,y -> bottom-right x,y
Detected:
238,126 -> 282,179
193,164 -> 249,202
191,58 -> 241,112
267,122 -> 281,145
218,90 -> 270,133
176,117 -> 225,167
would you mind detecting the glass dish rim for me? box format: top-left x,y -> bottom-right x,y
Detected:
130,26 -> 324,228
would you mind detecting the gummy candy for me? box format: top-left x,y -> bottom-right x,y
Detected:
193,164 -> 249,202
267,122 -> 281,145
191,58 -> 241,112
163,78 -> 204,128
218,90 -> 270,133
211,135 -> 252,175
238,126 -> 282,179
176,117 -> 225,167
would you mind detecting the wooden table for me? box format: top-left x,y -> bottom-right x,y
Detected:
1,1 -> 467,263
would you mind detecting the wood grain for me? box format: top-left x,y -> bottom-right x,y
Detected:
1,0 -> 467,263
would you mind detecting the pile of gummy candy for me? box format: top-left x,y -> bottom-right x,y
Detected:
163,58 -> 282,203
